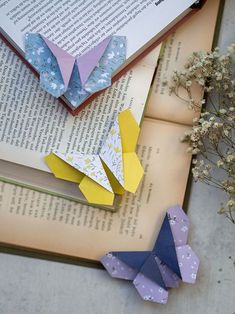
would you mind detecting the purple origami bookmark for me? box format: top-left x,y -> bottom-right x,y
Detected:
100,205 -> 199,304
24,33 -> 126,109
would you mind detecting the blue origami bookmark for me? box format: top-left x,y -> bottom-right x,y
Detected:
24,33 -> 126,108
101,205 -> 199,304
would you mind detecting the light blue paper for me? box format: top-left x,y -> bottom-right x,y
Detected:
24,33 -> 126,109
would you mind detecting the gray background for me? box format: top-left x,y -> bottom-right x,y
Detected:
0,1 -> 235,313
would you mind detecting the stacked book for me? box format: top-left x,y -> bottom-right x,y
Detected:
0,0 -> 222,263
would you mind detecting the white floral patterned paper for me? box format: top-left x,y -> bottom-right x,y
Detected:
100,119 -> 124,186
55,152 -> 113,192
54,112 -> 126,192
48,109 -> 144,204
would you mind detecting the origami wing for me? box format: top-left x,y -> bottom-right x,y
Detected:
76,37 -> 111,87
101,251 -> 151,280
63,36 -> 113,108
101,205 -> 199,304
25,33 -> 75,97
25,34 -> 126,109
154,205 -> 199,284
119,110 -> 144,193
133,254 -> 169,303
100,109 -> 144,194
101,251 -> 169,304
45,110 -> 144,205
64,35 -> 126,108
45,152 -> 115,205
168,205 -> 199,283
82,36 -> 126,94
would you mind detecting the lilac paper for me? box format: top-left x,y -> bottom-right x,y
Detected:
176,245 -> 199,284
77,37 -> 111,86
42,36 -> 76,89
100,253 -> 138,280
133,273 -> 168,304
168,205 -> 189,246
101,205 -> 199,305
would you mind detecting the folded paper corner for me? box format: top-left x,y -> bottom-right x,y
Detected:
45,153 -> 84,183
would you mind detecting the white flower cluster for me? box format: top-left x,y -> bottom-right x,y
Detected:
171,44 -> 235,224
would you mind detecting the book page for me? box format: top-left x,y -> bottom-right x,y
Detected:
0,38 -> 161,172
146,0 -> 220,126
0,118 -> 192,261
0,0 -> 195,59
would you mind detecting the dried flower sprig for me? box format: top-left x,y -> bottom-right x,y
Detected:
170,44 -> 235,223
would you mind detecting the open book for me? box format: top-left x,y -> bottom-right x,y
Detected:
0,0 -> 203,114
0,0 -> 221,263
0,38 -> 162,210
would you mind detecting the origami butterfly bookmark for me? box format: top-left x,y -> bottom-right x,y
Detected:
101,205 -> 199,304
45,110 -> 144,205
24,33 -> 126,108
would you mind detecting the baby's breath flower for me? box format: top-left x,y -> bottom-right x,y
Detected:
227,44 -> 235,54
202,169 -> 209,176
198,78 -> 205,85
227,186 -> 235,193
215,72 -> 223,80
227,199 -> 235,207
226,154 -> 234,163
201,111 -> 209,117
224,129 -> 229,137
217,160 -> 224,168
170,43 -> 235,223
219,108 -> 227,114
192,148 -> 200,154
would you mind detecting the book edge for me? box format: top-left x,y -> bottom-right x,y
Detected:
0,5 -> 202,116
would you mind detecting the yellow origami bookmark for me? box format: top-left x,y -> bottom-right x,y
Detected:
45,109 -> 144,206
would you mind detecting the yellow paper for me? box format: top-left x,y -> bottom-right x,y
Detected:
102,162 -> 125,195
45,110 -> 144,206
123,152 -> 144,193
45,153 -> 84,183
119,110 -> 140,152
79,176 -> 114,205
